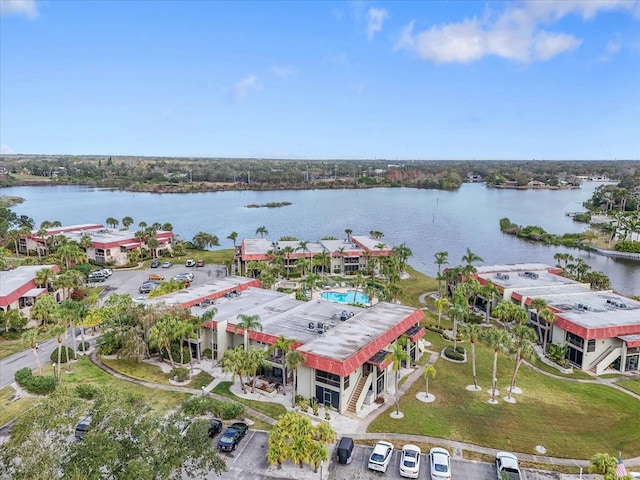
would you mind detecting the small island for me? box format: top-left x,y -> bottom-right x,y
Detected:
245,201 -> 292,209
0,196 -> 24,208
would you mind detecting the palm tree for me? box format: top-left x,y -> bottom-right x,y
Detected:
481,328 -> 511,403
34,267 -> 56,291
285,349 -> 305,407
30,294 -> 59,326
266,430 -> 287,469
256,226 -> 268,238
460,324 -> 481,389
336,246 -> 346,275
492,301 -> 526,330
51,324 -> 66,381
507,325 -> 537,400
247,347 -> 268,393
121,216 -> 134,229
235,314 -> 262,350
461,247 -> 483,275
433,251 -> 449,297
21,328 -> 42,374
528,298 -> 548,343
538,307 -> 557,355
422,364 -> 436,398
435,297 -> 449,328
344,229 -> 352,242
450,293 -> 467,350
227,231 -> 238,250
221,346 -> 249,394
308,443 -> 328,473
385,337 -> 410,416
105,217 -> 119,229
268,335 -> 295,385
588,452 -> 618,479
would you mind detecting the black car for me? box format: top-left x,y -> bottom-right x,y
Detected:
150,260 -> 161,268
217,422 -> 248,451
208,419 -> 223,438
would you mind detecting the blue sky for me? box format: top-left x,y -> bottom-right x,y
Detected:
1,0 -> 639,160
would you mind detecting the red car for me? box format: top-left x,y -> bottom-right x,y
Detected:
196,259 -> 205,267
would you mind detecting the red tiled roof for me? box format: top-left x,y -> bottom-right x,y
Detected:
0,265 -> 61,306
407,327 -> 425,343
626,339 -> 640,348
303,309 -> 424,377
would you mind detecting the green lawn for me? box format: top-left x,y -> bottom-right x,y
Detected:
212,381 -> 287,420
617,378 -> 640,396
368,342 -> 640,459
398,266 -> 439,308
51,356 -> 186,412
101,357 -> 214,388
0,385 -> 40,427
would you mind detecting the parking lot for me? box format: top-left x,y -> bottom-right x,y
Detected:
97,261 -> 227,302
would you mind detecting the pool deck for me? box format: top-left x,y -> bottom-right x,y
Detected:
311,285 -> 379,305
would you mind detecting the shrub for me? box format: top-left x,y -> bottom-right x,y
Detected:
1,330 -> 22,340
201,348 -> 212,359
162,343 -> 192,364
15,367 -> 56,395
170,367 -> 190,383
76,384 -> 98,400
77,341 -> 91,352
50,346 -> 76,363
444,346 -> 465,361
70,289 -> 86,301
96,331 -> 122,355
181,395 -> 245,420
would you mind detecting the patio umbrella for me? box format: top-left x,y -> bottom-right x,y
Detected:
616,452 -> 627,478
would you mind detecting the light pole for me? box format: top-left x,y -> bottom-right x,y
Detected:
201,386 -> 205,396
52,363 -> 57,382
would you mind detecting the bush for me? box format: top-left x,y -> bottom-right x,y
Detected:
181,395 -> 245,420
50,346 -> 76,363
1,330 -> 22,340
77,341 -> 91,352
444,346 -> 465,361
170,367 -> 190,383
201,348 -> 213,360
14,367 -> 57,395
96,331 -> 122,355
162,343 -> 192,365
76,384 -> 98,400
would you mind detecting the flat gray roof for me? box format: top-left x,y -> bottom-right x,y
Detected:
0,265 -> 57,297
476,264 -> 581,290
536,290 -> 640,329
144,278 -> 417,362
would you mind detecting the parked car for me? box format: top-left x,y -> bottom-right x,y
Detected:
148,273 -> 164,281
174,272 -> 194,282
90,270 -> 108,278
97,268 -> 113,277
162,261 -> 173,268
87,273 -> 106,283
495,451 -> 522,480
75,416 -> 92,441
208,419 -> 223,438
196,259 -> 205,267
150,260 -> 161,268
429,447 -> 451,480
368,441 -> 394,473
139,283 -> 159,294
400,444 -> 421,478
336,436 -> 354,465
217,422 -> 248,451
185,259 -> 196,267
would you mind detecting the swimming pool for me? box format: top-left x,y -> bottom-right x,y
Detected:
319,290 -> 370,305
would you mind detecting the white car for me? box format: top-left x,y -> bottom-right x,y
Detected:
98,268 -> 113,277
399,444 -> 421,478
429,447 -> 451,480
162,261 -> 173,268
368,441 -> 394,473
496,451 -> 522,480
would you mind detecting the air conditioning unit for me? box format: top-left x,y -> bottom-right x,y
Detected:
308,322 -> 315,330
503,274 -> 510,280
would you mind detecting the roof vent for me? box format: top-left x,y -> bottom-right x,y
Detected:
308,321 -> 315,330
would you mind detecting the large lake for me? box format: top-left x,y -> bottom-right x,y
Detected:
2,182 -> 638,296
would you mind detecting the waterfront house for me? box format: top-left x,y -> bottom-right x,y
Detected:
236,235 -> 394,277
473,263 -> 640,374
0,265 -> 64,321
20,224 -> 174,266
140,275 -> 425,414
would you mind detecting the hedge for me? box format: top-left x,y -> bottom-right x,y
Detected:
14,367 -> 57,395
181,395 -> 245,420
50,346 -> 76,363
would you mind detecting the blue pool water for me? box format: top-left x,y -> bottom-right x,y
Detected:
319,290 -> 370,305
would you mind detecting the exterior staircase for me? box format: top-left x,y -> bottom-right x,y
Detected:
347,376 -> 368,415
589,346 -> 620,375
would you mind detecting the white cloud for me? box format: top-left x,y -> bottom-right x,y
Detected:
233,75 -> 260,101
271,65 -> 297,79
395,0 -> 635,63
1,144 -> 16,154
0,0 -> 37,18
599,39 -> 622,61
366,7 -> 389,41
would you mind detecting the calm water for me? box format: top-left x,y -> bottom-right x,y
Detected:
320,291 -> 371,305
2,182 -> 638,296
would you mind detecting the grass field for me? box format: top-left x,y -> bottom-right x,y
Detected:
101,357 -> 214,388
0,385 -> 40,427
212,381 -> 287,420
617,378 -> 640,396
368,339 -> 640,459
50,356 -> 186,412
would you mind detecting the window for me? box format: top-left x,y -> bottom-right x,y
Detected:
343,375 -> 349,390
316,370 -> 341,388
587,339 -> 596,353
566,332 -> 584,349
